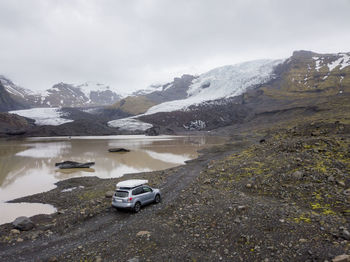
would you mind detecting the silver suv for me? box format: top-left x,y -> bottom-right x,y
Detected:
111,179 -> 161,212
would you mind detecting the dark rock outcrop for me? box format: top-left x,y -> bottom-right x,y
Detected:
12,216 -> 35,231
145,74 -> 196,104
108,148 -> 130,153
55,161 -> 95,169
145,126 -> 160,136
25,119 -> 120,137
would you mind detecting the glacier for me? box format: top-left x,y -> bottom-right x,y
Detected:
145,59 -> 283,115
9,108 -> 73,126
108,117 -> 153,131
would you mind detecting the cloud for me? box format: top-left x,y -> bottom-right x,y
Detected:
0,0 -> 349,93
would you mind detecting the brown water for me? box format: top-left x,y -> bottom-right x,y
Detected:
0,135 -> 225,224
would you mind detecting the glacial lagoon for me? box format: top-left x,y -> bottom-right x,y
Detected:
0,135 -> 225,224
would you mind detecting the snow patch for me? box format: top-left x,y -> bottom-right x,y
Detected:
61,186 -> 84,193
327,53 -> 350,71
164,83 -> 173,91
313,57 -> 322,71
183,120 -> 206,130
9,108 -> 74,126
132,84 -> 164,96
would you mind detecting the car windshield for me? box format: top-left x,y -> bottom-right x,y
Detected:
115,190 -> 129,197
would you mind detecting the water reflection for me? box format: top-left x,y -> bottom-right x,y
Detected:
0,203 -> 57,224
0,135 -> 226,224
15,142 -> 71,158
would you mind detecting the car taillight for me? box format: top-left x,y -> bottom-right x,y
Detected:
128,197 -> 133,202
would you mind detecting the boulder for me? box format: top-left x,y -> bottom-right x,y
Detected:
343,189 -> 350,196
55,161 -> 95,169
127,257 -> 140,262
292,170 -> 303,179
341,229 -> 350,240
203,179 -> 211,184
10,229 -> 20,234
105,191 -> 115,198
332,254 -> 350,262
108,148 -> 130,153
136,231 -> 151,237
13,216 -> 35,231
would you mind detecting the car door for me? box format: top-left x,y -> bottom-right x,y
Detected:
142,186 -> 154,204
133,187 -> 144,204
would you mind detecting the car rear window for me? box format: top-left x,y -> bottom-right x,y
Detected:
115,191 -> 129,197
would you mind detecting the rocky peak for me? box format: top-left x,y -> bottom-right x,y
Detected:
292,50 -> 318,59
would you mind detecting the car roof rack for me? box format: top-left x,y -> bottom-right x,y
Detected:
116,179 -> 148,189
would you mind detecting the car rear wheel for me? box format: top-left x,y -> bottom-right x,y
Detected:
134,202 -> 141,213
154,194 -> 161,204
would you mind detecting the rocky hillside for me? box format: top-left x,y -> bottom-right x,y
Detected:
0,81 -> 28,112
137,74 -> 196,104
261,50 -> 349,100
0,112 -> 34,135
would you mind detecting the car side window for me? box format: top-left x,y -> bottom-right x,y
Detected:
143,186 -> 152,193
132,187 -> 143,195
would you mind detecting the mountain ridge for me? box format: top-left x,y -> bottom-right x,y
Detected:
2,50 -> 350,136
0,76 -> 123,110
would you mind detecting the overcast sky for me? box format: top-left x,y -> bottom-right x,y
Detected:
0,0 -> 349,93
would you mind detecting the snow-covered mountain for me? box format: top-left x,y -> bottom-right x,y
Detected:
0,75 -> 122,108
36,82 -> 122,107
4,50 -> 350,134
108,59 -> 283,130
108,59 -> 283,120
0,76 -> 34,98
0,76 -> 123,109
144,59 -> 283,115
